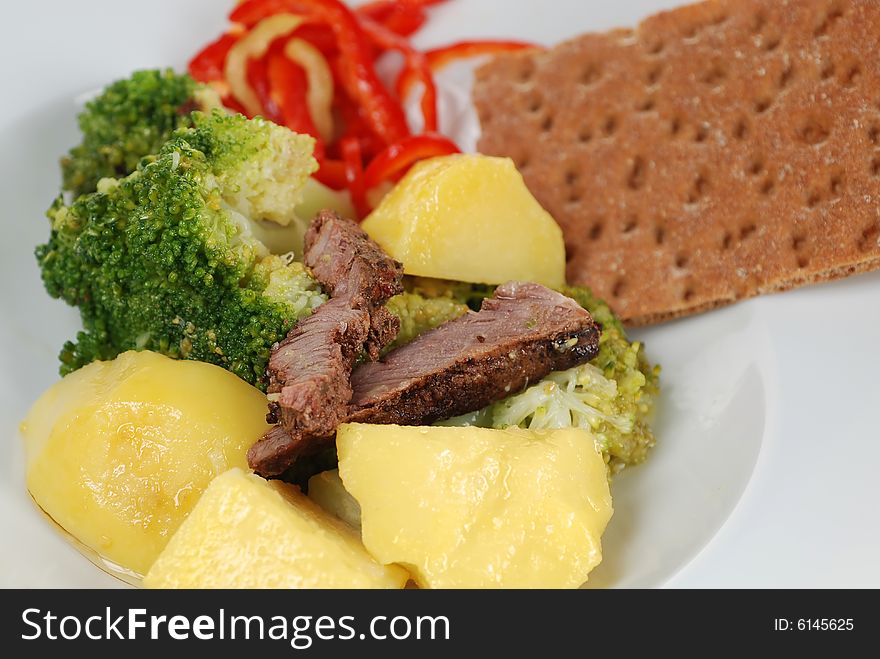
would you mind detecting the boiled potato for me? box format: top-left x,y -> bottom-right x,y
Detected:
21,350 -> 271,576
308,469 -> 362,529
361,154 -> 566,288
337,423 -> 612,589
144,468 -> 408,589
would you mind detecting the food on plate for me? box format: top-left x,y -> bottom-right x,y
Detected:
267,211 -> 404,427
60,69 -> 222,197
442,285 -> 658,471
308,469 -> 362,529
20,351 -> 271,576
248,277 -> 602,476
37,109 -> 326,386
190,0 -> 533,215
383,291 -> 469,350
346,283 -> 600,424
24,0 -> 665,589
361,154 -> 567,288
294,176 -> 357,229
249,212 -> 404,474
443,363 -> 653,470
144,468 -> 407,589
475,0 -> 880,325
337,423 -> 613,589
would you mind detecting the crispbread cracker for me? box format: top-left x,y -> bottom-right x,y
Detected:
474,0 -> 880,325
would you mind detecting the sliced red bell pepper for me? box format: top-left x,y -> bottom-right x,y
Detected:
356,0 -> 401,21
232,0 -> 410,146
314,158 -> 348,190
427,40 -> 537,67
221,95 -> 249,116
231,0 -> 293,27
196,0 -> 518,206
363,133 -> 460,190
290,23 -> 338,58
341,137 -> 370,218
357,1 -> 429,37
397,39 -> 536,99
265,44 -> 328,161
189,31 -> 243,83
360,17 -> 437,132
357,0 -> 450,17
335,92 -> 385,162
247,54 -> 282,122
378,5 -> 427,37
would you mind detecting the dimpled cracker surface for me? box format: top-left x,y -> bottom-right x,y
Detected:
474,0 -> 880,325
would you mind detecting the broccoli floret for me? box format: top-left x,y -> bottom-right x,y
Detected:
438,283 -> 659,473
37,110 -> 326,387
559,285 -> 659,467
385,292 -> 469,350
404,276 -> 495,311
61,69 -> 222,198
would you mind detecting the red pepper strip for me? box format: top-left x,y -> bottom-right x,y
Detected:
230,0 -> 294,26
314,158 -> 348,190
341,137 -> 370,218
360,17 -> 437,132
265,45 -> 328,161
247,55 -> 283,122
363,133 -> 460,190
189,31 -> 242,83
356,0 -> 399,21
290,23 -> 338,57
358,0 -> 449,16
231,0 -> 410,146
221,95 -> 250,116
397,40 -> 536,99
334,91 -> 386,161
308,0 -> 412,145
230,0 -> 449,26
427,40 -> 538,69
378,5 -> 427,37
356,1 -> 427,37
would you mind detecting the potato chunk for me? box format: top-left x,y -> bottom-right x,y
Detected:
337,423 -> 612,589
21,350 -> 271,576
144,469 -> 408,589
308,469 -> 362,529
361,154 -> 566,288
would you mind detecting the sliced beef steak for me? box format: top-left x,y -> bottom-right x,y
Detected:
249,282 -> 601,476
365,305 -> 400,361
304,209 -> 403,307
251,212 -> 403,476
247,425 -> 305,480
347,282 -> 600,425
264,298 -> 369,436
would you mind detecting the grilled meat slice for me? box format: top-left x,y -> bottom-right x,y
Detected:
347,282 -> 600,425
264,298 -> 369,434
304,209 -> 403,307
253,212 -> 404,476
250,283 -> 599,477
246,425 -> 304,480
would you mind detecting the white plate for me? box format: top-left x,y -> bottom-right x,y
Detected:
1,0 -> 878,588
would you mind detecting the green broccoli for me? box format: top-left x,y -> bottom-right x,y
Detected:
61,69 -> 222,198
37,110 -> 326,387
558,285 -> 660,470
429,280 -> 659,472
404,276 -> 495,310
384,292 -> 469,350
